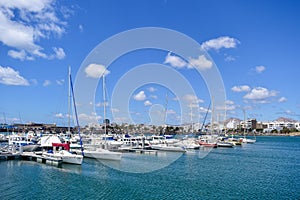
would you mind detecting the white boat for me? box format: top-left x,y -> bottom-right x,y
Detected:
241,138 -> 256,144
151,143 -> 186,152
83,74 -> 122,161
84,147 -> 122,161
8,134 -> 39,152
217,141 -> 234,148
43,150 -> 83,165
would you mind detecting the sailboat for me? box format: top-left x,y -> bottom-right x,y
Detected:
240,109 -> 256,144
43,67 -> 84,165
83,74 -> 122,161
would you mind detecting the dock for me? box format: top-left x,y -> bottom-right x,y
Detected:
0,152 -> 63,168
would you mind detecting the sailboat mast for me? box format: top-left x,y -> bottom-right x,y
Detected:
190,104 -> 193,134
103,74 -> 106,134
243,109 -> 246,137
68,66 -> 71,134
211,96 -> 214,134
224,103 -> 227,135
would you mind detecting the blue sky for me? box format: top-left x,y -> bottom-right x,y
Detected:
0,0 -> 300,126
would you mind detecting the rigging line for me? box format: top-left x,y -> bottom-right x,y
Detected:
69,73 -> 84,156
200,101 -> 211,133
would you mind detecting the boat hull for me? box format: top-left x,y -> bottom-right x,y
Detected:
84,149 -> 122,161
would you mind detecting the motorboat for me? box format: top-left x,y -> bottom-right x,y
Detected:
217,141 -> 234,148
8,134 -> 39,152
43,142 -> 83,165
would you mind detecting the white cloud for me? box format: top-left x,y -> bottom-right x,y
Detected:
144,100 -> 152,106
182,94 -> 204,104
7,49 -> 33,60
0,0 -> 68,60
231,85 -> 251,92
52,47 -> 65,60
278,97 -> 287,103
0,66 -> 29,86
164,52 -> 213,71
85,63 -> 110,78
95,102 -> 108,107
43,80 -> 51,86
78,113 -> 102,122
224,55 -> 236,62
56,79 -> 64,85
55,113 -> 65,118
147,87 -> 157,92
188,55 -> 212,70
201,36 -> 240,51
111,108 -> 120,113
166,109 -> 176,114
150,95 -> 158,99
255,65 -> 266,73
164,52 -> 187,68
79,24 -> 83,32
133,91 -> 146,101
244,87 -> 277,100
30,79 -> 38,85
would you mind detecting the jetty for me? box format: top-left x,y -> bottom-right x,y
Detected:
0,152 -> 63,168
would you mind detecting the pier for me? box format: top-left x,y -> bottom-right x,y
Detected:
0,152 -> 63,168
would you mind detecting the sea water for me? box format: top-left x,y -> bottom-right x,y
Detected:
0,136 -> 299,199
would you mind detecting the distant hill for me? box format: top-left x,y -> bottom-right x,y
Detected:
274,117 -> 297,123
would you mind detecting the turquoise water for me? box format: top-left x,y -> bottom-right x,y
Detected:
0,136 -> 299,199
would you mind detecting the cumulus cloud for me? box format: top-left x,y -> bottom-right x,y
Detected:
188,55 -> 212,70
164,52 -> 187,68
144,100 -> 152,106
55,113 -> 65,118
43,80 -> 51,86
244,87 -> 277,100
78,113 -> 102,122
133,91 -> 146,101
164,52 -> 212,70
201,36 -> 240,51
255,65 -> 266,73
0,0 -> 68,60
52,47 -> 65,59
85,63 -> 110,78
150,95 -> 158,99
231,85 -> 251,92
147,87 -> 157,92
278,97 -> 287,103
0,66 -> 29,86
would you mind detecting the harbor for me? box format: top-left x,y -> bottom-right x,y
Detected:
0,136 -> 299,199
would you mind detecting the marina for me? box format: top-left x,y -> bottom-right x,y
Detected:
0,136 -> 299,199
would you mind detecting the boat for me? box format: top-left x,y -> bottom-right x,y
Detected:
151,143 -> 186,152
42,67 -> 84,165
83,147 -> 122,161
43,143 -> 83,165
240,110 -> 256,144
198,135 -> 218,148
8,134 -> 39,152
241,137 -> 256,144
199,139 -> 217,148
83,74 -> 122,160
217,141 -> 233,148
